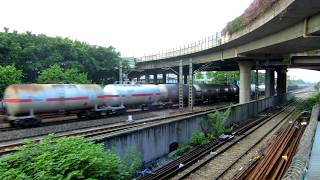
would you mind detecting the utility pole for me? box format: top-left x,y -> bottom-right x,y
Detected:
179,60 -> 183,110
188,58 -> 193,111
119,61 -> 123,84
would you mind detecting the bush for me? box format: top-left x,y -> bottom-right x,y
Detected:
226,17 -> 244,34
37,64 -> 91,84
176,144 -> 191,156
298,93 -> 320,111
0,135 -> 141,180
207,107 -> 232,138
190,132 -> 209,146
314,82 -> 320,92
0,65 -> 22,97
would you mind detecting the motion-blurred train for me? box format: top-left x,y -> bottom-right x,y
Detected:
0,83 -> 239,126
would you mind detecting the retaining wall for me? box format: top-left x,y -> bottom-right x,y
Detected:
97,94 -> 291,162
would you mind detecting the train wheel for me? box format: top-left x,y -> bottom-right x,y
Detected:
12,117 -> 41,128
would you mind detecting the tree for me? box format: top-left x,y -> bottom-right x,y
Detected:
206,71 -> 240,84
37,64 -> 91,84
0,30 -> 124,84
0,65 -> 22,97
0,135 -> 142,180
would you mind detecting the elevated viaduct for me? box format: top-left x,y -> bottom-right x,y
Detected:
131,0 -> 320,104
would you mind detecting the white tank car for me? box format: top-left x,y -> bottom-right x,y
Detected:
3,84 -> 105,116
103,83 -> 162,108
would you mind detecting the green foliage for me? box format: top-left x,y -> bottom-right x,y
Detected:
314,82 -> 320,92
224,0 -> 276,34
0,135 -> 141,180
190,132 -> 209,146
0,29 -> 126,84
0,65 -> 22,97
203,71 -> 265,85
175,107 -> 232,156
207,71 -> 239,84
207,107 -> 232,138
176,144 -> 191,156
194,72 -> 205,83
226,17 -> 244,34
298,93 -> 320,111
37,64 -> 91,84
122,148 -> 143,179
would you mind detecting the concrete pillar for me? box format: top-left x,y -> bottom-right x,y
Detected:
238,61 -> 253,104
265,69 -> 275,97
145,74 -> 150,84
153,74 -> 158,84
282,69 -> 287,93
276,70 -> 281,95
184,74 -> 188,84
276,68 -> 287,95
162,73 -> 166,84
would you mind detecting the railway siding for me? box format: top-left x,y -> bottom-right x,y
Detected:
89,95 -> 290,162
170,104 -> 298,180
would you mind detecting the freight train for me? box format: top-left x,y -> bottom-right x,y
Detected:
0,83 -> 239,127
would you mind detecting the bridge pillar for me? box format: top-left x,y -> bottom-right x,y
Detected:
184,74 -> 188,84
162,73 -> 167,84
265,69 -> 275,97
145,74 -> 150,84
276,68 -> 287,95
238,61 -> 253,104
153,74 -> 158,84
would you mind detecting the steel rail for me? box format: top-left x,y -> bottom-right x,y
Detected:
138,100 -> 296,180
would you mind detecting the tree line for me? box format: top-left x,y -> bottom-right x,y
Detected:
0,28 -> 129,96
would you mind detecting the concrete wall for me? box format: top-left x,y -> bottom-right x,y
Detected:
97,94 -> 291,162
102,116 -> 205,163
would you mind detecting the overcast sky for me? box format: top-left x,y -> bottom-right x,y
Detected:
0,0 -> 319,82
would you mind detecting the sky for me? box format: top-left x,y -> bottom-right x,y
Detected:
0,0 -> 319,82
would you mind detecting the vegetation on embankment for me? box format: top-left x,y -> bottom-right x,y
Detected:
298,93 -> 320,111
176,107 -> 232,156
314,82 -> 320,92
0,135 -> 142,180
223,0 -> 279,35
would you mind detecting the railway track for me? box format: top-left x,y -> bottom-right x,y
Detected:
232,111 -> 309,180
0,103 -> 230,155
138,100 -> 298,180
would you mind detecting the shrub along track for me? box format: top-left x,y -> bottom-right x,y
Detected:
138,100 -> 298,180
0,103 -> 230,155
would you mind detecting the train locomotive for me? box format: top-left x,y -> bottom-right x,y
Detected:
0,83 -> 239,127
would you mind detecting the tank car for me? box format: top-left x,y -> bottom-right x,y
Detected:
103,83 -> 162,109
158,84 -> 239,104
2,84 -> 124,126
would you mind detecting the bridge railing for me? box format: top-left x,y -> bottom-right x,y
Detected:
136,32 -> 231,63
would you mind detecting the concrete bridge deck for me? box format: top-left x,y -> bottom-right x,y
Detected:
135,0 -> 320,70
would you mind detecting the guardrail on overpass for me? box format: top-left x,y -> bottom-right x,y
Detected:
137,32 -> 230,62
